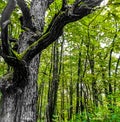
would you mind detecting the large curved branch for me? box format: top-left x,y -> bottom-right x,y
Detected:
0,0 -> 21,67
17,0 -> 35,31
62,0 -> 67,10
21,0 -> 103,62
0,0 -> 28,67
1,0 -> 16,55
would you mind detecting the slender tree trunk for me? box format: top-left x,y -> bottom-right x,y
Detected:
59,35 -> 65,121
61,74 -> 65,121
76,50 -> 81,114
69,79 -> 73,120
38,79 -> 45,120
114,56 -> 120,105
84,87 -> 90,122
108,34 -> 117,110
76,44 -> 84,115
108,48 -> 113,107
46,41 -> 59,122
68,50 -> 73,121
89,46 -> 98,107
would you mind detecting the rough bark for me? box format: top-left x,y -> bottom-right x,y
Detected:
0,0 -> 103,122
0,0 -> 49,121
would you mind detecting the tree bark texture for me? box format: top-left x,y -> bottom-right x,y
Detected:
0,0 -> 102,122
0,0 -> 49,121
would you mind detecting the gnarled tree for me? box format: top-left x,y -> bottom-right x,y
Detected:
0,0 -> 102,121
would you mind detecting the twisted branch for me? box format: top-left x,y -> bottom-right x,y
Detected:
22,0 -> 103,62
17,0 -> 35,31
1,0 -> 16,56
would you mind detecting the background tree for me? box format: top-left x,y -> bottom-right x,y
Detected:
37,0 -> 120,121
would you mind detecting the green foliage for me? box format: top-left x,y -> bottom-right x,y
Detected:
59,105 -> 120,122
0,58 -> 7,77
37,1 -> 120,121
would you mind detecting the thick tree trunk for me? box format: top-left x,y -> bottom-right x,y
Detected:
0,31 -> 40,122
0,0 -> 49,121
